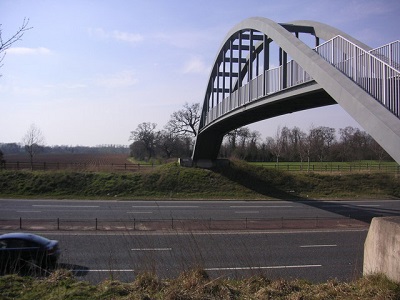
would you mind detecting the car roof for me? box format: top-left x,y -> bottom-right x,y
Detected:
0,232 -> 52,245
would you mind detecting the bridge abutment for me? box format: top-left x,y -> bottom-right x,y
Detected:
364,216 -> 400,282
178,158 -> 230,168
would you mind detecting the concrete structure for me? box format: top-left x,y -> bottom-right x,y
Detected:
191,17 -> 400,167
364,217 -> 400,282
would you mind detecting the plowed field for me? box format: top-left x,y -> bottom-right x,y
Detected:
1,153 -> 150,172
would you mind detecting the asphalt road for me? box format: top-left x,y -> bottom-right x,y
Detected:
37,229 -> 367,284
1,199 -> 400,221
0,198 -> 397,284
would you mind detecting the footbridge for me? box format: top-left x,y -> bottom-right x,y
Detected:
191,17 -> 400,167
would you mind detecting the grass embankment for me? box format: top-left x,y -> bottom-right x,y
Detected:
1,269 -> 399,300
0,160 -> 399,199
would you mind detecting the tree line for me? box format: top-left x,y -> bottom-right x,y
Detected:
129,103 -> 391,163
219,125 -> 390,163
0,104 -> 391,165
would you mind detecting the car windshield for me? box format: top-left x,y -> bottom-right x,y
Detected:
29,234 -> 52,245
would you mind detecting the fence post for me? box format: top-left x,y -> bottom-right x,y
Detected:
171,217 -> 174,229
95,218 -> 98,230
19,217 -> 22,229
133,218 -> 136,230
57,218 -> 60,230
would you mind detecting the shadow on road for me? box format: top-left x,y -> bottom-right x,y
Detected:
297,200 -> 400,223
214,162 -> 400,224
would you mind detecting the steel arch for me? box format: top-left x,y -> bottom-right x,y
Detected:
192,17 -> 400,166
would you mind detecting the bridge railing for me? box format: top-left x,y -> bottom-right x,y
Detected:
315,35 -> 400,118
370,40 -> 400,71
204,35 -> 400,128
205,60 -> 313,125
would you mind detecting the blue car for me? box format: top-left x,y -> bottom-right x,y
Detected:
0,233 -> 60,274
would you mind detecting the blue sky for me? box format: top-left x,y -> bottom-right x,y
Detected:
1,0 -> 399,146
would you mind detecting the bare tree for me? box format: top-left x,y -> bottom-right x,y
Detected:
157,130 -> 183,159
0,18 -> 32,75
369,138 -> 389,165
269,126 -> 285,164
289,127 -> 307,163
0,149 -> 5,169
129,122 -> 159,161
166,102 -> 200,138
22,124 -> 45,170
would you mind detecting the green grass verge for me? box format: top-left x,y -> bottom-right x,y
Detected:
0,160 -> 399,199
1,269 -> 399,300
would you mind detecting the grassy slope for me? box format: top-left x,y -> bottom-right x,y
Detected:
1,270 -> 399,300
0,160 -> 399,199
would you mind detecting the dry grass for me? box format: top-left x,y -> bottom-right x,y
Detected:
1,269 -> 399,300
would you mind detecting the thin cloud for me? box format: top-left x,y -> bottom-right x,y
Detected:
88,27 -> 143,44
154,28 -> 221,50
113,31 -> 143,43
6,47 -> 52,55
95,70 -> 138,88
183,56 -> 210,75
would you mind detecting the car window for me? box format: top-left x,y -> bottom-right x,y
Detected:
5,239 -> 26,248
0,241 -> 7,249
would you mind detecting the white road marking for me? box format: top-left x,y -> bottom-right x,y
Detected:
300,244 -> 337,248
16,210 -> 41,213
235,211 -> 260,214
230,206 -> 294,208
33,205 -> 99,208
131,248 -> 172,251
131,206 -> 199,208
72,264 -> 322,273
75,269 -> 135,272
205,264 -> 322,271
126,211 -> 153,214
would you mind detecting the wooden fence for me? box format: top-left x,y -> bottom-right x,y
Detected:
0,161 -> 155,172
258,163 -> 400,174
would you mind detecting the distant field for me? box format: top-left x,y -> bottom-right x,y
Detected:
1,153 -> 154,172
